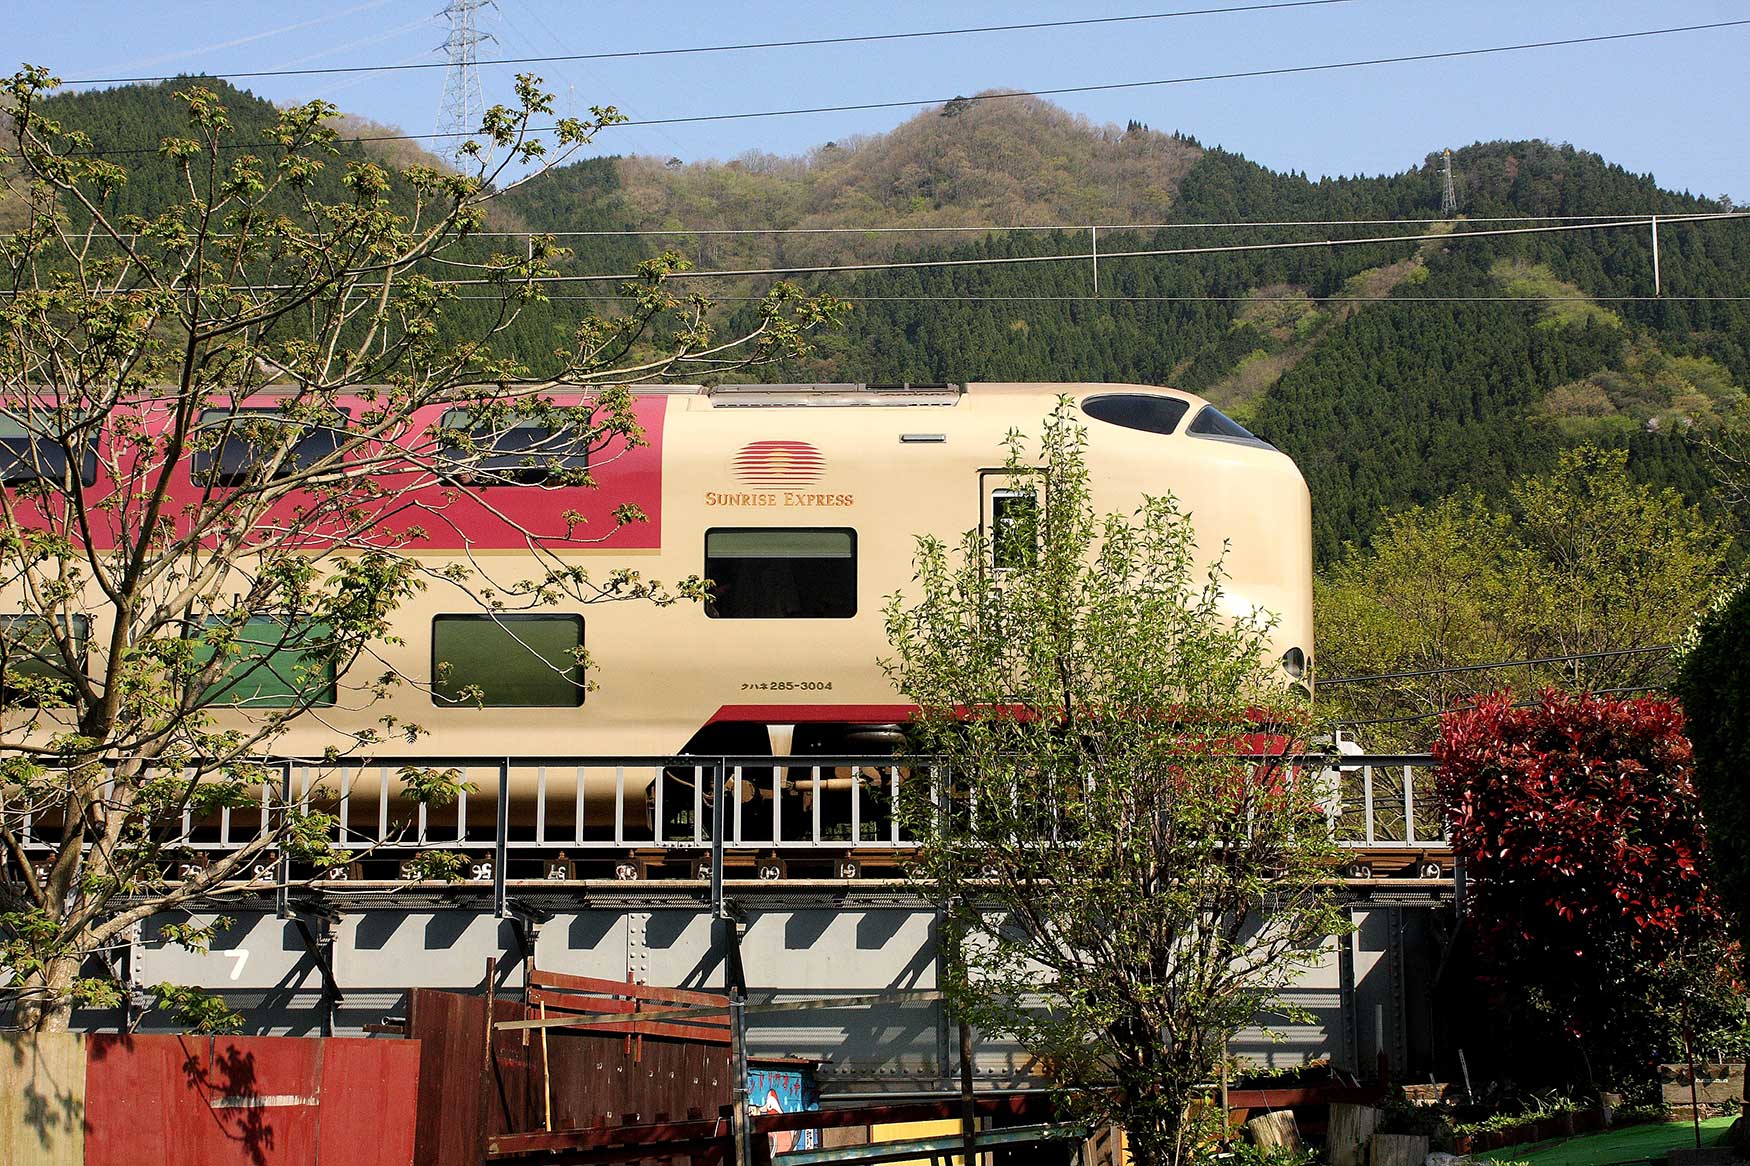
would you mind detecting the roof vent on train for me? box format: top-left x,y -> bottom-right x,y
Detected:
1081,393 -> 1190,435
706,383 -> 962,407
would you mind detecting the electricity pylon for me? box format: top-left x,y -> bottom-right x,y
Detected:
436,0 -> 497,163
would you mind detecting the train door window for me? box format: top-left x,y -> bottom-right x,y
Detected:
194,615 -> 337,708
705,529 -> 857,619
437,408 -> 594,486
0,614 -> 89,703
0,413 -> 98,487
431,614 -> 585,707
990,489 -> 1039,569
190,407 -> 350,487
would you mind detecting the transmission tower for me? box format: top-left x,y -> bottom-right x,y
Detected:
436,0 -> 497,162
1440,149 -> 1458,217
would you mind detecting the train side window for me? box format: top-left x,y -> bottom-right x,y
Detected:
0,413 -> 98,487
190,407 -> 350,487
990,489 -> 1038,569
431,614 -> 585,707
437,408 -> 594,486
705,528 -> 857,619
0,614 -> 90,702
194,615 -> 337,709
1082,393 -> 1189,435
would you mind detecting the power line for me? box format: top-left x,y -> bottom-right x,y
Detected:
397,211 -> 1750,285
50,18 -> 1750,155
441,292 -> 1750,301
11,212 -> 1743,295
1318,645 -> 1675,688
58,0 -> 1357,86
608,19 -> 1750,131
440,213 -> 1730,237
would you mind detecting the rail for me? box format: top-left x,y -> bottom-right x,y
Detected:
2,752 -> 1447,897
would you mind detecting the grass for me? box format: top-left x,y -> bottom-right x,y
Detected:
1478,1116 -> 1737,1166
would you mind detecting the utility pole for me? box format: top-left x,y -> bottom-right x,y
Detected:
436,0 -> 497,163
1440,149 -> 1459,217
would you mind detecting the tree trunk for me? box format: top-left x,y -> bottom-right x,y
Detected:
14,953 -> 80,1032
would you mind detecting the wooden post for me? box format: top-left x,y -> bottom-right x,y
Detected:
540,1000 -> 552,1132
731,989 -> 750,1166
479,956 -> 498,1160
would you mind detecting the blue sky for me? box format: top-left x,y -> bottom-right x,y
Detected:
14,0 -> 1750,200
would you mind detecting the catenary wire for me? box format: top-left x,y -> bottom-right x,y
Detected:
46,18 -> 1750,155
58,0 -> 1357,86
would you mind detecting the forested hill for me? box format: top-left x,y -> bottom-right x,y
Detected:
503,102 -> 1747,562
18,79 -> 1750,562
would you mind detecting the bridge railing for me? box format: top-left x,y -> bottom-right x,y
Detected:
2,752 -> 1446,886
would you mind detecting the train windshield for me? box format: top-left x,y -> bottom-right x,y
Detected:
1186,406 -> 1275,450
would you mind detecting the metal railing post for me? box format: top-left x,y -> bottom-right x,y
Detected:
711,758 -> 726,918
493,760 -> 509,917
276,762 -> 293,919
1403,766 -> 1416,846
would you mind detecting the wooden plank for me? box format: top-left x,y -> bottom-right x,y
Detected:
529,969 -> 728,1007
528,986 -> 731,1030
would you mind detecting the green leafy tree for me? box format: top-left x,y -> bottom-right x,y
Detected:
0,66 -> 841,1031
1677,578 -> 1750,952
1319,448 -> 1729,748
884,400 -> 1343,1166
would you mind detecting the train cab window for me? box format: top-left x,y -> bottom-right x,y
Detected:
1186,406 -> 1275,450
0,614 -> 89,702
1081,393 -> 1189,436
437,408 -> 594,486
0,413 -> 97,487
194,615 -> 337,709
190,407 -> 350,487
705,529 -> 857,619
990,489 -> 1039,570
431,614 -> 585,707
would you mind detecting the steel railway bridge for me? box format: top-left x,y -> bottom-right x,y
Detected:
27,752 -> 1457,1092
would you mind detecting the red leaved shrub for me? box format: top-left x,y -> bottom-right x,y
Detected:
1434,690 -> 1723,1077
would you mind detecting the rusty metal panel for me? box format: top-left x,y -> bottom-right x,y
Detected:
408,986 -> 737,1165
83,1033 -> 419,1166
0,1031 -> 85,1166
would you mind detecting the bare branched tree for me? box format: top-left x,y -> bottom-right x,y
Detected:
0,66 -> 842,1030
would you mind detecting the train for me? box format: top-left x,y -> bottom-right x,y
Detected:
2,381 -> 1312,841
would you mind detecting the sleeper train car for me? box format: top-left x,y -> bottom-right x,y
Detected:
1,381 -> 1312,836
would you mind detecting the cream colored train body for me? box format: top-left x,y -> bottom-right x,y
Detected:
279,383 -> 1310,766
8,382 -> 1313,823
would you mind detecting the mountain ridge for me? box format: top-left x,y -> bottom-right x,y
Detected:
11,77 -> 1747,560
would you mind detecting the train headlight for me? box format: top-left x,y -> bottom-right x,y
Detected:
1280,646 -> 1307,680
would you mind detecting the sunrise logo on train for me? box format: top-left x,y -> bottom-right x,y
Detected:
732,440 -> 824,487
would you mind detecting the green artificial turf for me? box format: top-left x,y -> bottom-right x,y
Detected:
1477,1116 -> 1737,1166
